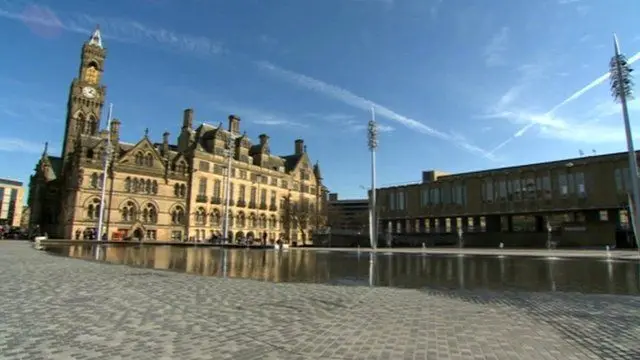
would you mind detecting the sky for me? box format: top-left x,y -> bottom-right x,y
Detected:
1,0 -> 640,201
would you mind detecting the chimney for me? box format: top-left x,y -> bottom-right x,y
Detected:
294,139 -> 304,155
328,193 -> 338,202
182,108 -> 193,129
228,114 -> 240,134
259,133 -> 269,146
110,119 -> 120,142
162,131 -> 170,156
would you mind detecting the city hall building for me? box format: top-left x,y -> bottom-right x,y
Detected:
28,27 -> 327,243
376,152 -> 638,248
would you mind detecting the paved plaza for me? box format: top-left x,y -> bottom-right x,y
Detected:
1,241 -> 639,360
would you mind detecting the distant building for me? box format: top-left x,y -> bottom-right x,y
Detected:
0,178 -> 24,227
376,151 -> 640,248
327,193 -> 369,234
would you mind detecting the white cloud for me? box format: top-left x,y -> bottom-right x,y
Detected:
0,2 -> 223,56
256,61 -> 495,160
488,50 -> 640,153
484,27 -> 509,67
209,102 -> 308,129
0,138 -> 50,154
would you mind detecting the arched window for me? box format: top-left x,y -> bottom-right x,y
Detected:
259,214 -> 267,228
75,113 -> 86,135
171,206 -> 185,225
125,177 -> 132,192
210,209 -> 221,227
145,179 -> 151,194
86,198 -> 101,219
90,173 -> 99,189
179,184 -> 186,198
135,152 -> 144,166
270,215 -> 277,229
195,207 -> 206,225
145,153 -> 154,167
174,183 -> 180,197
86,149 -> 94,159
237,212 -> 246,228
249,214 -> 257,228
142,203 -> 157,224
88,116 -> 97,135
152,180 -> 158,195
121,201 -> 137,222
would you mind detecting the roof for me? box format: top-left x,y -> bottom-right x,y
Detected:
0,178 -> 22,187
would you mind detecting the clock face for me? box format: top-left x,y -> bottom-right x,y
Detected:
82,86 -> 97,99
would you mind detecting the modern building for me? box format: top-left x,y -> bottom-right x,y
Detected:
376,153 -> 638,248
28,27 -> 326,244
326,193 -> 369,234
0,178 -> 24,227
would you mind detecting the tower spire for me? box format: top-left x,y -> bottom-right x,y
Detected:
88,24 -> 103,48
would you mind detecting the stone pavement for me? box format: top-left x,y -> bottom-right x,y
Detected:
1,241 -> 639,360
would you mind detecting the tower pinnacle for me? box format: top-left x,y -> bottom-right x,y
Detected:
88,25 -> 103,48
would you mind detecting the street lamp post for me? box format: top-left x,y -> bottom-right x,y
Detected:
96,103 -> 114,242
610,35 -> 640,251
221,134 -> 236,245
367,107 -> 378,249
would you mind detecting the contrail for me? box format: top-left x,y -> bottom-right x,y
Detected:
490,50 -> 640,154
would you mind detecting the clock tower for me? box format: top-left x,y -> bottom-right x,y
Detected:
61,26 -> 107,165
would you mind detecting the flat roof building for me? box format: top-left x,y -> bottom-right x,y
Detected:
376,151 -> 638,248
0,178 -> 24,228
326,193 -> 369,234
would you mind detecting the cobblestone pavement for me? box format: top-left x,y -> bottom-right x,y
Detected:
1,241 -> 639,360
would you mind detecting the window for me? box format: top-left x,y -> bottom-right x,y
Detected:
145,153 -> 154,167
125,177 -> 132,192
239,185 -> 246,201
483,180 -> 493,202
229,182 -> 235,202
121,201 -> 137,222
260,189 -> 267,206
575,172 -> 586,196
90,173 -> 99,189
198,178 -> 207,196
599,210 -> 609,221
199,161 -> 210,172
557,174 -> 568,196
171,206 -> 186,225
195,207 -> 206,225
250,187 -> 257,204
151,181 -> 158,195
270,190 -> 277,206
397,191 -> 405,210
142,203 -> 157,224
210,210 -> 221,226
542,176 -> 551,199
213,179 -> 221,199
86,198 -> 101,220
389,192 -> 396,210
135,152 -> 144,166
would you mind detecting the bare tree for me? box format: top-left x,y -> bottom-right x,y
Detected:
281,195 -> 324,243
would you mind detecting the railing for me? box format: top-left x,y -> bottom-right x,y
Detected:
196,195 -> 208,203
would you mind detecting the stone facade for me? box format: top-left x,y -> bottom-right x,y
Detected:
28,27 -> 326,244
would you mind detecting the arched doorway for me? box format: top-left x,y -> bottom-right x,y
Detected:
133,228 -> 144,240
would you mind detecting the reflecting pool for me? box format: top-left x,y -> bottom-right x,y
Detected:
46,244 -> 640,295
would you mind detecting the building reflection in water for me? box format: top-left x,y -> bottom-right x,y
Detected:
53,245 -> 640,295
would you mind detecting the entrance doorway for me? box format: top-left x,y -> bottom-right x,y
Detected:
133,228 -> 144,240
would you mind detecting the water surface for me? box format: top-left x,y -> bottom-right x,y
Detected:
46,244 -> 640,295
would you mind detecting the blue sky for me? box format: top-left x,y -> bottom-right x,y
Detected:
1,0 -> 640,200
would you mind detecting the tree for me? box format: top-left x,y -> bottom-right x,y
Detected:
281,194 -> 324,244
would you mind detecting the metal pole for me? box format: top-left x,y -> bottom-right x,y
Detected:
222,135 -> 235,244
96,103 -> 113,242
613,36 -> 640,251
368,107 -> 378,249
